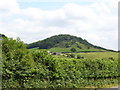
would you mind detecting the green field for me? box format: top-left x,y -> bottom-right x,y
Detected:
53,52 -> 118,60
74,52 -> 118,60
49,47 -> 106,53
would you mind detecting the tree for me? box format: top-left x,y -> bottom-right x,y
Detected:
70,48 -> 76,52
77,45 -> 82,49
87,46 -> 90,49
2,37 -> 35,88
77,55 -> 81,59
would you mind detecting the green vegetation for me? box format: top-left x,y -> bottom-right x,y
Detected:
71,48 -> 76,52
75,52 -> 118,60
49,47 -> 105,53
27,34 -> 115,52
52,52 -> 118,61
2,36 -> 119,88
1,33 -> 118,88
2,37 -> 52,88
49,47 -> 71,52
0,33 -> 7,38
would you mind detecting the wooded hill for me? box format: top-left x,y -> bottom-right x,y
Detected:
27,34 -> 115,52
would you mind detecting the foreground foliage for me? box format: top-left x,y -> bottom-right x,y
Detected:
2,37 -> 119,88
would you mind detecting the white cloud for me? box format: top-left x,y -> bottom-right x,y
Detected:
0,0 -> 118,50
22,7 -> 43,20
0,0 -> 20,18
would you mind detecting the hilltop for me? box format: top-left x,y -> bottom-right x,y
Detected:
27,34 -> 114,52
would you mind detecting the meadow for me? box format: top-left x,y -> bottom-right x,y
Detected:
48,47 -> 106,53
75,52 -> 118,59
53,51 -> 118,60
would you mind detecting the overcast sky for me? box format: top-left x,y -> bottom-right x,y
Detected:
0,0 -> 118,50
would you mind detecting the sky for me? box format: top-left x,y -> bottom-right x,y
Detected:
0,0 -> 119,50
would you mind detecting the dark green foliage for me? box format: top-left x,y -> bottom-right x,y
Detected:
87,46 -> 90,49
2,38 -> 35,88
50,58 -> 119,88
70,48 -> 76,52
0,33 -> 7,38
67,54 -> 75,58
77,45 -> 82,49
108,57 -> 114,60
77,55 -> 82,59
65,43 -> 70,48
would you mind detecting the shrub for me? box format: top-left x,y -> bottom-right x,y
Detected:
70,48 -> 76,52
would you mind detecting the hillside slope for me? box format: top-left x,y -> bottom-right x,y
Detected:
27,34 -> 114,52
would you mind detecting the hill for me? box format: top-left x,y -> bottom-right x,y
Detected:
27,34 -> 115,52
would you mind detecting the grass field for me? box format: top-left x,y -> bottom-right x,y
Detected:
75,52 -> 118,60
53,52 -> 118,60
48,47 -> 106,52
29,48 -> 118,61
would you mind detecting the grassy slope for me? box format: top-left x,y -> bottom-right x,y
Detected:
48,47 -> 106,52
75,52 -> 118,60
53,52 -> 118,61
28,46 -> 107,53
48,41 -> 107,52
27,34 -> 114,52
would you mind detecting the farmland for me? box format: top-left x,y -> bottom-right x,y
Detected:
54,52 -> 118,60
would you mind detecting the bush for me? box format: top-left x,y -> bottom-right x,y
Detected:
67,54 -> 75,58
70,48 -> 76,52
77,55 -> 81,59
